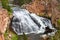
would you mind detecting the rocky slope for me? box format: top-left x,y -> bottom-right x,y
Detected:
22,0 -> 60,28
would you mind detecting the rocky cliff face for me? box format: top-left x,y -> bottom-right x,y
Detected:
0,8 -> 9,40
23,0 -> 52,17
0,8 -> 9,34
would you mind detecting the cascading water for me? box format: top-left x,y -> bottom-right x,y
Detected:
11,7 -> 57,36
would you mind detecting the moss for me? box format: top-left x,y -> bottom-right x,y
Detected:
11,33 -> 18,40
17,33 -> 28,40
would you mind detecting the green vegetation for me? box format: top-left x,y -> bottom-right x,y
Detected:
18,33 -> 28,40
23,32 -> 28,40
56,19 -> 60,29
57,19 -> 60,25
4,29 -> 28,40
50,30 -> 60,40
1,0 -> 13,13
50,20 -> 60,40
11,34 -> 18,40
4,28 -> 18,40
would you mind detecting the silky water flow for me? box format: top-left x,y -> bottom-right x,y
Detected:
11,7 -> 57,38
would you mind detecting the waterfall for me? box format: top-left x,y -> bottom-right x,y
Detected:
11,7 -> 57,36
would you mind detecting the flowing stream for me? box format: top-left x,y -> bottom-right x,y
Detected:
11,7 -> 57,40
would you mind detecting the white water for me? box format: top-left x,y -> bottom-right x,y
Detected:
11,7 -> 57,36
